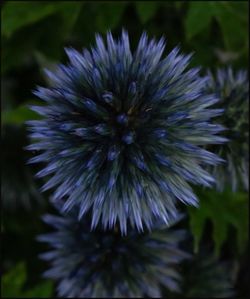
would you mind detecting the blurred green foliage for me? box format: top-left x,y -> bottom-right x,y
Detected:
185,1 -> 248,51
2,103 -> 41,125
188,188 -> 249,256
1,1 -> 248,73
1,1 -> 249,297
135,2 -> 158,23
2,262 -> 53,298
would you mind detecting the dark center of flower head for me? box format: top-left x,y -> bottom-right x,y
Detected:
72,95 -> 141,149
96,80 -> 153,147
77,222 -> 134,275
116,113 -> 129,126
115,112 -> 135,144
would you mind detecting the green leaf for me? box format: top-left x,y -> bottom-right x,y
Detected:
2,2 -> 58,38
211,1 -> 248,51
2,1 -> 83,38
135,2 -> 158,24
2,263 -> 27,297
185,2 -> 216,40
23,281 -> 53,298
188,207 -> 207,253
188,188 -> 249,256
95,2 -> 126,33
56,2 -> 84,37
2,102 -> 42,125
2,262 -> 53,298
1,2 -> 83,74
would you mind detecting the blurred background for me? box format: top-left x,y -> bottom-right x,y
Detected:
1,1 -> 249,297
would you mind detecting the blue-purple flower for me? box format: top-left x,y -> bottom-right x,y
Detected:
38,204 -> 189,298
205,67 -> 249,191
27,31 -> 225,233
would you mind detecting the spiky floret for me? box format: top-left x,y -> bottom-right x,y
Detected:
205,67 -> 249,191
38,204 -> 189,298
27,31 -> 226,233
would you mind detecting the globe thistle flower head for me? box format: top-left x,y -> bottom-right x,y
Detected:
205,67 -> 249,191
27,30 -> 226,233
38,205 -> 190,298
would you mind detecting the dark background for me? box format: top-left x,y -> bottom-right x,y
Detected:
1,1 -> 249,297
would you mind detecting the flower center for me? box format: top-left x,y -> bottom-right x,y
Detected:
114,113 -> 135,145
116,113 -> 129,126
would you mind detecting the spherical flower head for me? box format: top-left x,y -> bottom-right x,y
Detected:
27,30 -> 226,233
38,205 -> 189,298
205,67 -> 249,191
